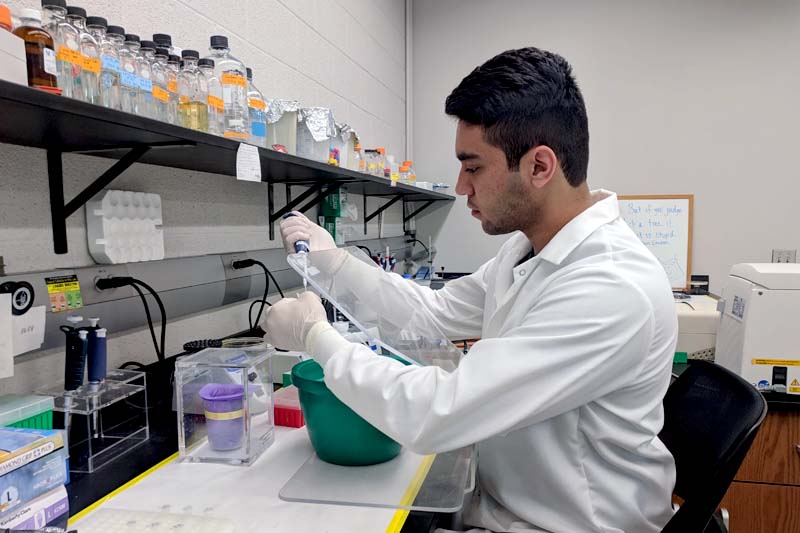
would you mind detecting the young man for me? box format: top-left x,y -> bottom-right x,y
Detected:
266,47 -> 677,532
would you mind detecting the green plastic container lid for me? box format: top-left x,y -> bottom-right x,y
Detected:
0,395 -> 54,426
291,360 -> 328,395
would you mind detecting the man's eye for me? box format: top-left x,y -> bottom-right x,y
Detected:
465,167 -> 479,174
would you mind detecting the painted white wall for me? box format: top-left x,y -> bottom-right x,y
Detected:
0,0 -> 407,392
413,0 -> 800,293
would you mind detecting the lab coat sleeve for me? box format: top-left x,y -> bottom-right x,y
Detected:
312,266 -> 655,455
325,251 -> 490,341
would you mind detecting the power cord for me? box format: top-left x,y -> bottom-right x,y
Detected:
406,238 -> 430,256
232,259 -> 284,330
96,276 -> 166,361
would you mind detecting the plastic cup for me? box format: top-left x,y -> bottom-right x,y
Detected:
199,384 -> 245,451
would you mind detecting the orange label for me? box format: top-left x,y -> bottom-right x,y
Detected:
168,80 -> 178,93
221,73 -> 246,87
248,98 -> 266,111
224,131 -> 248,140
56,46 -> 83,65
207,95 -> 224,111
179,95 -> 189,104
152,86 -> 169,102
82,57 -> 101,73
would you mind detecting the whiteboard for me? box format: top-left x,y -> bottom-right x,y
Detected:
618,195 -> 693,291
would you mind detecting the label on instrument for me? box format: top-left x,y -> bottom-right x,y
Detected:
44,274 -> 82,313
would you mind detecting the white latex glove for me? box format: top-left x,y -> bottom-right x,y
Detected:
263,291 -> 328,352
280,212 -> 336,254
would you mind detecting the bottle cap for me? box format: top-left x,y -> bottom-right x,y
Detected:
155,47 -> 170,57
88,317 -> 100,327
124,33 -> 140,43
354,143 -> 362,150
168,54 -> 181,64
403,160 -> 412,166
41,0 -> 67,9
400,165 -> 409,172
181,49 -> 199,59
246,67 -> 252,79
66,6 -> 86,18
78,330 -> 88,339
107,25 -> 126,36
66,315 -> 83,324
141,40 -> 156,50
153,33 -> 172,45
210,35 -> 228,49
377,147 -> 385,154
86,16 -> 108,28
19,8 -> 42,22
198,58 -> 214,68
96,328 -> 107,338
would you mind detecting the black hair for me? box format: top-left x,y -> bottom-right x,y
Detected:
445,47 -> 589,187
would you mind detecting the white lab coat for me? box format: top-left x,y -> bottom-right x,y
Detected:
308,190 -> 677,533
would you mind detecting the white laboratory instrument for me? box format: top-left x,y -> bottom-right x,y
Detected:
715,263 -> 800,394
674,294 -> 719,360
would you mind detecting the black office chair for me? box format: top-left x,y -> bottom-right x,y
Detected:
659,361 -> 768,533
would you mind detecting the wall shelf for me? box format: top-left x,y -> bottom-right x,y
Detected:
0,80 -> 453,253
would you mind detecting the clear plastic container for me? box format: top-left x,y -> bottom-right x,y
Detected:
178,49 -> 208,132
205,35 -> 248,140
376,147 -> 387,177
351,143 -> 364,172
175,342 -> 274,466
150,46 -> 171,123
199,58 -> 224,136
403,160 -> 417,185
86,17 -> 119,110
246,67 -> 267,148
13,8 -> 58,90
64,7 -> 100,105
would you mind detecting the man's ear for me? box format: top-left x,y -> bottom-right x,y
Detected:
521,145 -> 558,189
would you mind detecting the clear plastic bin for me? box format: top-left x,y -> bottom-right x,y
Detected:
175,341 -> 274,466
296,107 -> 335,163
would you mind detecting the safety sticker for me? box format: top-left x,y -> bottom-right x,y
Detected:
791,379 -> 800,393
751,358 -> 800,367
44,274 -> 83,313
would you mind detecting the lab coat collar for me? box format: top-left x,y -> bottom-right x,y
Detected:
536,189 -> 620,266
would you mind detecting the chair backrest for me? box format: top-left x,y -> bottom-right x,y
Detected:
658,361 -> 768,533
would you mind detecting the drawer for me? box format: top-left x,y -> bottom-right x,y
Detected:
734,411 -> 800,485
721,481 -> 800,533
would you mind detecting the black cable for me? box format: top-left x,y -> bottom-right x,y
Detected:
130,282 -> 163,361
233,259 -> 285,329
357,245 -> 373,257
131,279 -> 167,362
406,238 -> 430,256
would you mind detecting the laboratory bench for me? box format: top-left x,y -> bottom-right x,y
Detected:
62,351 -> 462,532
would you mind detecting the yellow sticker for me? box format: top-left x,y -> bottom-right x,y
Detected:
45,274 -> 83,313
167,80 -> 178,93
204,409 -> 243,421
221,73 -> 246,87
751,359 -> 800,367
224,131 -> 248,140
152,86 -> 169,102
207,95 -> 224,111
82,57 -> 101,73
792,378 -> 800,387
248,98 -> 266,111
56,46 -> 83,65
791,386 -> 800,394
179,95 -> 189,104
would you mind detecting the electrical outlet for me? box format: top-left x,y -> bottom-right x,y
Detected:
771,249 -> 797,263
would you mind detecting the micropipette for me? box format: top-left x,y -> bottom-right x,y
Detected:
282,213 -> 310,290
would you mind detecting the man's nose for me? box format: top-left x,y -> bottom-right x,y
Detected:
455,172 -> 472,196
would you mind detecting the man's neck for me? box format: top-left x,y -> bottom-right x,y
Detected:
524,185 -> 593,253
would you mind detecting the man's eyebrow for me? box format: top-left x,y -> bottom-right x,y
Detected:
457,152 -> 480,161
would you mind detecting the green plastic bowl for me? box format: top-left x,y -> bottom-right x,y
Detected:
291,357 -> 405,466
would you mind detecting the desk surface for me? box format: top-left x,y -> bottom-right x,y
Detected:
71,427 -> 407,532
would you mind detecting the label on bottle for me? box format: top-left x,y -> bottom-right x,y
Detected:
101,55 -> 120,72
43,48 -> 58,76
251,121 -> 267,137
138,77 -> 153,92
120,71 -> 138,88
167,80 -> 178,93
179,95 -> 189,104
56,46 -> 83,66
248,98 -> 266,111
208,95 -> 224,111
224,131 -> 249,140
152,86 -> 170,102
221,73 -> 246,87
82,57 -> 101,74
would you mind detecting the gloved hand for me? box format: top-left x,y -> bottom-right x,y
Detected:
263,291 -> 328,352
280,212 -> 336,255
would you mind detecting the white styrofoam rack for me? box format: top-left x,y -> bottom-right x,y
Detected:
86,190 -> 164,264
